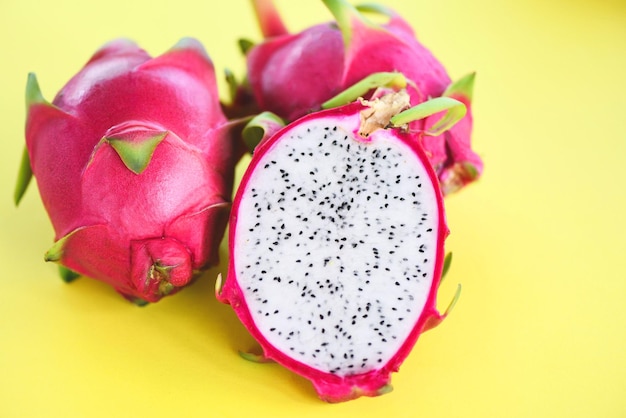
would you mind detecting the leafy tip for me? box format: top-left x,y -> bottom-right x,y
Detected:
107,131 -> 168,175
25,73 -> 45,110
238,350 -> 274,363
14,147 -> 33,206
444,284 -> 462,317
238,38 -> 255,55
441,252 -> 453,281
322,0 -> 373,47
242,111 -> 285,152
171,37 -> 211,60
58,265 -> 80,283
444,72 -> 476,102
390,96 -> 467,136
44,227 -> 85,263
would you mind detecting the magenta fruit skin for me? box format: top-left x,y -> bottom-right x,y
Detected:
22,38 -> 244,303
242,0 -> 483,194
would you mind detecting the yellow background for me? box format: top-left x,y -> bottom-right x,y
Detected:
1,0 -> 625,416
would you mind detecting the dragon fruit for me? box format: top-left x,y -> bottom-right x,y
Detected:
217,91 -> 462,402
14,38 -> 244,304
235,0 -> 482,194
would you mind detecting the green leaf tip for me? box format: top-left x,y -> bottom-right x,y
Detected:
322,72 -> 407,110
441,252 -> 453,281
224,68 -> 241,103
215,273 -> 224,299
132,298 -> 150,307
45,240 -> 65,263
44,228 -> 84,263
170,37 -> 210,60
377,384 -> 394,396
242,111 -> 285,152
390,96 -> 467,136
443,284 -> 462,317
158,280 -> 175,296
107,131 -> 168,174
25,73 -> 46,110
14,146 -> 33,206
355,3 -> 395,18
238,38 -> 255,55
238,350 -> 274,363
58,265 -> 80,283
463,161 -> 480,179
172,37 -> 200,49
322,0 -> 373,47
444,72 -> 476,102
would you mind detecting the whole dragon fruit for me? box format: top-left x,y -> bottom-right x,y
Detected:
15,38 -> 244,304
217,91 -> 462,402
234,0 -> 482,194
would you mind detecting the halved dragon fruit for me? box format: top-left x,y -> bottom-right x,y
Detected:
217,91 -> 461,402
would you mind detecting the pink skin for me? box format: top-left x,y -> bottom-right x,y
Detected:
436,92 -> 484,194
26,38 -> 243,302
218,102 -> 448,402
244,0 -> 482,193
247,23 -> 345,122
247,2 -> 449,119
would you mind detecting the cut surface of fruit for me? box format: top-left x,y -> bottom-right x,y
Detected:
220,100 -> 448,401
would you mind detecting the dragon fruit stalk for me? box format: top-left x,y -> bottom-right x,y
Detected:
217,91 -> 462,402
237,0 -> 482,194
15,38 -> 243,304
